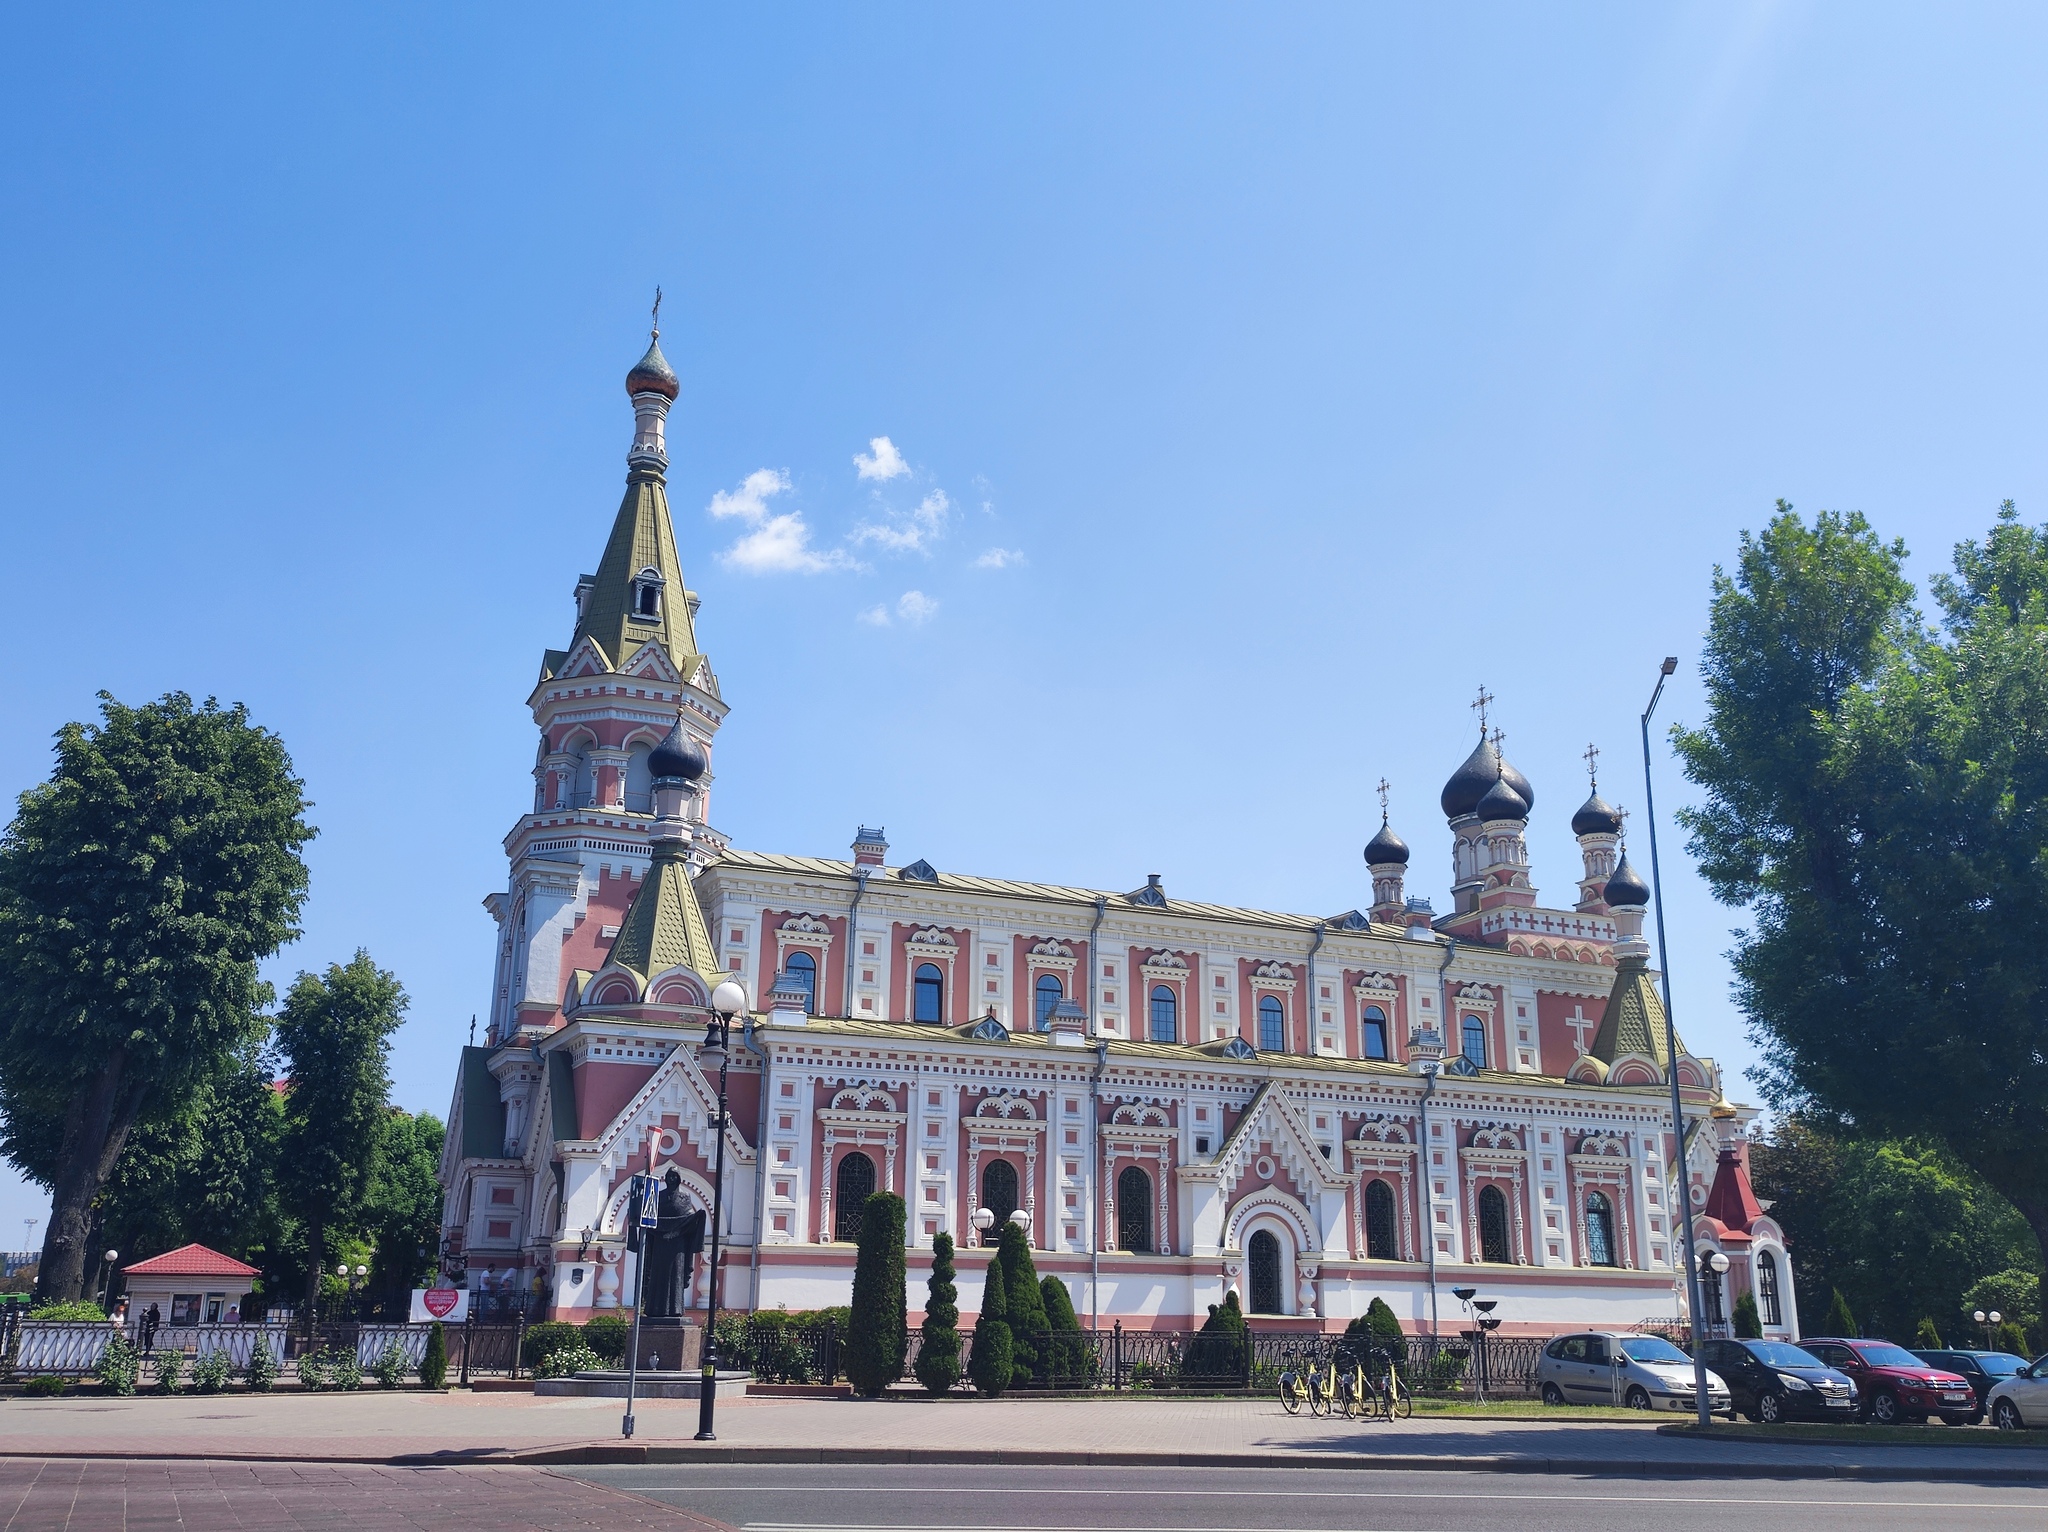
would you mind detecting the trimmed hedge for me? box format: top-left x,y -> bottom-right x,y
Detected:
997,1222 -> 1047,1385
914,1234 -> 963,1396
845,1192 -> 907,1397
583,1313 -> 630,1363
521,1320 -> 582,1369
967,1247 -> 1012,1397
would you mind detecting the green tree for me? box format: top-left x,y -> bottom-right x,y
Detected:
1190,1290 -> 1248,1379
913,1232 -> 962,1396
844,1192 -> 907,1397
274,952 -> 407,1321
0,693 -> 313,1301
1675,502 -> 2048,1322
1824,1288 -> 1858,1339
1961,1269 -> 2043,1344
997,1221 -> 1048,1385
1914,1317 -> 1943,1348
363,1110 -> 445,1317
1039,1274 -> 1086,1385
1733,1293 -> 1762,1339
966,1248 -> 1012,1397
419,1320 -> 448,1389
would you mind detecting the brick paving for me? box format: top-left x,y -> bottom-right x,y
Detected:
0,1458 -> 735,1531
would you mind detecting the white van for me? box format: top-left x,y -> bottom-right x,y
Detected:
1537,1331 -> 1732,1413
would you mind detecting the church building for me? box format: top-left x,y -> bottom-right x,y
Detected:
437,328 -> 1796,1339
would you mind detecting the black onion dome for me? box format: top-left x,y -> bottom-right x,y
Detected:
1364,819 -> 1410,867
648,718 -> 706,781
1440,735 -> 1534,818
626,334 -> 679,400
1571,791 -> 1623,837
1476,773 -> 1529,822
1603,852 -> 1651,908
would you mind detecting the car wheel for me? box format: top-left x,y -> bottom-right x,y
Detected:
1540,1383 -> 1566,1407
1993,1399 -> 2024,1431
1869,1391 -> 1901,1426
1966,1412 -> 1984,1427
1625,1386 -> 1652,1411
1757,1391 -> 1786,1425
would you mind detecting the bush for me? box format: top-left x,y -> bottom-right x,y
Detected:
1733,1293 -> 1763,1339
419,1321 -> 448,1390
536,1342 -> 604,1379
27,1301 -> 107,1322
1914,1316 -> 1943,1348
1824,1288 -> 1858,1338
997,1223 -> 1047,1385
328,1347 -> 362,1391
371,1340 -> 409,1389
746,1315 -> 819,1384
243,1341 -> 278,1392
583,1314 -> 630,1364
23,1375 -> 66,1397
1187,1292 -> 1248,1380
1996,1319 -> 2030,1356
966,1248 -> 1012,1397
711,1309 -> 752,1370
95,1334 -> 140,1396
297,1350 -> 331,1392
192,1350 -> 233,1395
1039,1275 -> 1088,1386
914,1234 -> 963,1396
521,1320 -> 582,1370
153,1348 -> 184,1394
845,1192 -> 908,1398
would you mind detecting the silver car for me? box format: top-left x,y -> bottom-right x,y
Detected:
1538,1331 -> 1732,1413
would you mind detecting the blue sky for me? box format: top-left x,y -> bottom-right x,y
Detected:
3,4 -> 2045,1246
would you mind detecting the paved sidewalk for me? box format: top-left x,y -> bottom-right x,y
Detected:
2,1392 -> 2044,1484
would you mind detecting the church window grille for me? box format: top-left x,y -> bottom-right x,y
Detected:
1461,1016 -> 1488,1069
1585,1191 -> 1616,1267
1116,1165 -> 1153,1253
980,1158 -> 1019,1237
1365,1178 -> 1398,1260
1478,1185 -> 1511,1264
914,963 -> 945,1023
1757,1250 -> 1783,1326
834,1152 -> 876,1241
1035,973 -> 1063,1031
1258,995 -> 1286,1053
1248,1229 -> 1283,1314
1362,1005 -> 1389,1060
786,951 -> 817,1014
1149,986 -> 1178,1043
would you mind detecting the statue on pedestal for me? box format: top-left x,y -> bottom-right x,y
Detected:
626,1168 -> 708,1318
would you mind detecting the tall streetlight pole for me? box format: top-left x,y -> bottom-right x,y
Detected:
695,979 -> 748,1442
1642,655 -> 1713,1429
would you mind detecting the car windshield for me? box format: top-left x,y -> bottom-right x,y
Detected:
1855,1344 -> 1926,1368
1748,1342 -> 1824,1369
1620,1337 -> 1691,1365
1977,1355 -> 2027,1376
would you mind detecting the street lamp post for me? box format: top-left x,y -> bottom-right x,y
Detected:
695,979 -> 749,1443
96,1249 -> 119,1311
973,1207 -> 995,1247
1641,655 -> 1715,1430
1975,1309 -> 2002,1350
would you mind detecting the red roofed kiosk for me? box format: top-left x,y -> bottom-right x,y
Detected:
119,1244 -> 259,1327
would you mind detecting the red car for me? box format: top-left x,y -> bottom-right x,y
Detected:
1802,1338 -> 1978,1425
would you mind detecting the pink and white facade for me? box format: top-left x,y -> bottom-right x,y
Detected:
438,332 -> 1795,1338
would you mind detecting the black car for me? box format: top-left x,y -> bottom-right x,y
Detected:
1697,1338 -> 1859,1424
1912,1349 -> 2032,1425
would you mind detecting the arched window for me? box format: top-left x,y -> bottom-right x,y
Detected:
569,745 -> 594,810
979,1159 -> 1019,1240
1362,1005 -> 1389,1061
1461,1015 -> 1488,1069
1478,1184 -> 1511,1264
1116,1165 -> 1153,1253
1365,1178 -> 1398,1260
1149,985 -> 1178,1043
1258,994 -> 1286,1053
914,962 -> 945,1024
633,566 -> 663,618
786,950 -> 817,1014
1585,1190 -> 1616,1267
623,744 -> 653,815
1035,973 -> 1063,1031
1756,1249 -> 1783,1327
1247,1229 -> 1283,1314
834,1151 -> 875,1242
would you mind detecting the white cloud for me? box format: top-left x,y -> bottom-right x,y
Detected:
896,590 -> 939,625
857,603 -> 892,627
708,468 -> 853,575
854,436 -> 910,481
853,489 -> 951,555
708,468 -> 792,523
975,547 -> 1025,569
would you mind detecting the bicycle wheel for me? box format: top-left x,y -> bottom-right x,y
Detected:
1308,1376 -> 1331,1417
1279,1374 -> 1304,1415
1388,1377 -> 1413,1419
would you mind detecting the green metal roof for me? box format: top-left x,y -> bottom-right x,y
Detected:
1588,953 -> 1686,1068
569,474 -> 702,680
608,837 -> 718,986
458,1046 -> 508,1160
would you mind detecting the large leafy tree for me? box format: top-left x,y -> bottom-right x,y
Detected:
362,1109 -> 445,1317
274,952 -> 407,1318
1676,502 -> 2048,1315
0,693 -> 313,1301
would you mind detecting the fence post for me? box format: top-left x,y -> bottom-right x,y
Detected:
513,1309 -> 526,1381
1240,1326 -> 1252,1389
459,1302 -> 473,1390
1113,1321 -> 1122,1391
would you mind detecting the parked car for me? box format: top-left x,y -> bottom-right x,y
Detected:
1911,1349 -> 2031,1424
1800,1338 -> 1977,1425
1537,1332 -> 1731,1413
1983,1356 -> 2048,1431
1696,1337 -> 1858,1424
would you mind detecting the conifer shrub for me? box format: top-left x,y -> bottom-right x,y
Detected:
845,1192 -> 908,1398
1362,1295 -> 1407,1360
1188,1291 -> 1248,1379
997,1222 -> 1048,1385
1996,1319 -> 2029,1356
1824,1288 -> 1858,1338
419,1320 -> 448,1390
914,1233 -> 963,1396
1913,1316 -> 1943,1349
1733,1293 -> 1763,1339
1038,1275 -> 1088,1386
582,1314 -> 630,1364
966,1249 -> 1012,1397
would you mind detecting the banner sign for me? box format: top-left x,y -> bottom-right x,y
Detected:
410,1287 -> 469,1323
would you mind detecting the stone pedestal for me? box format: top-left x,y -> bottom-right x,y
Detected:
631,1317 -> 702,1374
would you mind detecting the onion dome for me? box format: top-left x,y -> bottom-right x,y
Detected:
648,717 -> 706,782
1441,735 -> 1534,819
626,334 -> 679,400
1364,818 -> 1410,867
1476,773 -> 1529,823
1572,791 -> 1623,837
1603,852 -> 1651,909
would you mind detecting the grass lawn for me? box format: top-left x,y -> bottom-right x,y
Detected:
1659,1420 -> 2039,1448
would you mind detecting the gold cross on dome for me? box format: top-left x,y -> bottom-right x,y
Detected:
1583,741 -> 1600,788
1471,686 -> 1494,735
1377,777 -> 1391,818
652,285 -> 664,337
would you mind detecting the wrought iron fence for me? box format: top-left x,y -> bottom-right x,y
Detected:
10,1321 -> 114,1376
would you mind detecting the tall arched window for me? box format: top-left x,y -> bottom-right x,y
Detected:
979,1158 -> 1019,1240
1461,1015 -> 1488,1069
1247,1229 -> 1283,1314
914,962 -> 945,1023
1362,1005 -> 1389,1061
1116,1165 -> 1153,1253
1757,1249 -> 1783,1326
1365,1178 -> 1398,1260
834,1151 -> 876,1241
1035,973 -> 1063,1030
1149,985 -> 1178,1043
786,950 -> 817,1014
1584,1190 -> 1616,1267
1478,1184 -> 1511,1263
1258,994 -> 1286,1053
623,744 -> 653,815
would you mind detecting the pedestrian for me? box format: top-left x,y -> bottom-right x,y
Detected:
141,1302 -> 160,1351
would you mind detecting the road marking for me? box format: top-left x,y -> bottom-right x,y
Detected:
607,1488 -> 2047,1514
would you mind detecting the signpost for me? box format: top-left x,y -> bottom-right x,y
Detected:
622,1172 -> 658,1439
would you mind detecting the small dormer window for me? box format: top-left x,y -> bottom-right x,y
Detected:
632,567 -> 664,620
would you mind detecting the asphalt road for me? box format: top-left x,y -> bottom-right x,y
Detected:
564,1462 -> 2048,1532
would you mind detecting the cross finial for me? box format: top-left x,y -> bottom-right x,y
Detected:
1489,725 -> 1505,762
1471,685 -> 1494,736
1583,741 -> 1600,789
467,1014 -> 476,1046
1376,777 -> 1391,821
651,285 -> 663,339
1617,805 -> 1631,847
